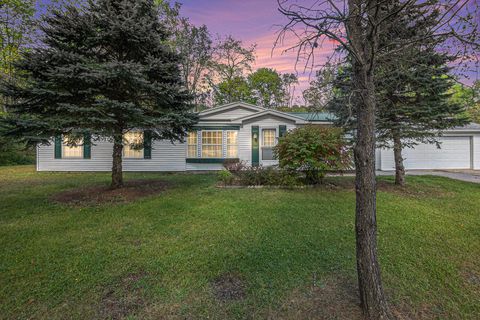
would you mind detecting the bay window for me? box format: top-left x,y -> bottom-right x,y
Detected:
201,130 -> 223,158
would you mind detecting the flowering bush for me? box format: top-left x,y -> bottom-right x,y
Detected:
274,125 -> 351,184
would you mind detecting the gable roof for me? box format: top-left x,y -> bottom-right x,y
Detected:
198,102 -> 265,117
232,109 -> 309,124
196,102 -> 336,125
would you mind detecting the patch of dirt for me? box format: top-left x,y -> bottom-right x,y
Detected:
211,272 -> 246,302
460,263 -> 480,293
98,271 -> 148,320
51,179 -> 169,206
267,276 -> 364,320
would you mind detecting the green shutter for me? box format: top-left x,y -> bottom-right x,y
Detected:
251,126 -> 259,166
279,125 -> 287,138
54,135 -> 62,159
144,130 -> 152,159
83,133 -> 91,159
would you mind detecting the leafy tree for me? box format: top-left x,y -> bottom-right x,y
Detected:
213,76 -> 255,105
303,64 -> 336,111
275,126 -> 350,184
213,68 -> 298,108
173,18 -> 214,109
281,72 -> 298,108
1,0 -> 196,188
0,0 -> 35,99
248,68 -> 284,108
450,81 -> 480,124
0,0 -> 36,165
276,105 -> 309,112
209,35 -> 256,103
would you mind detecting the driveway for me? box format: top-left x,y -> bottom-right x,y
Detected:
377,170 -> 480,184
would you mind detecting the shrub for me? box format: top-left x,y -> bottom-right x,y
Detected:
217,169 -> 234,186
0,136 -> 35,166
233,165 -> 301,187
223,158 -> 246,175
274,125 -> 351,184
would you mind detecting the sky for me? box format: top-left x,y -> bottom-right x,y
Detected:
36,0 -> 479,101
180,0 -> 320,102
179,0 -> 479,100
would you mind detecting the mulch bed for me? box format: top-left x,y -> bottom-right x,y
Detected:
51,179 -> 169,206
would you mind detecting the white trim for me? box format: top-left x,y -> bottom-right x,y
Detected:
233,110 -> 309,124
198,102 -> 265,116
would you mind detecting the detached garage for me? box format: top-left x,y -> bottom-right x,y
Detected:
377,124 -> 480,171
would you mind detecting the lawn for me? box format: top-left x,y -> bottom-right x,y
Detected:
0,166 -> 479,319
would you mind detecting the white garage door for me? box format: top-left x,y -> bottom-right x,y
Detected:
380,136 -> 472,170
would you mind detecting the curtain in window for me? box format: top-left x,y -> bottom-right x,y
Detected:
63,135 -> 83,158
187,131 -> 198,157
226,131 -> 238,158
123,131 -> 144,158
262,129 -> 276,160
201,131 -> 222,158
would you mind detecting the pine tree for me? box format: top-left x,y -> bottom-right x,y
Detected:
1,0 -> 197,188
328,5 -> 469,186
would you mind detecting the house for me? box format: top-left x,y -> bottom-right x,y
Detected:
36,102 -> 480,172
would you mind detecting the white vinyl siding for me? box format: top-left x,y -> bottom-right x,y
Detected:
62,135 -> 83,158
38,138 -> 186,172
238,117 -> 296,167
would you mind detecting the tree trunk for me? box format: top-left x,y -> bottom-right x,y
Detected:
393,135 -> 405,186
111,132 -> 124,189
353,64 -> 392,319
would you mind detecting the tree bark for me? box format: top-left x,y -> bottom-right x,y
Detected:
393,135 -> 405,186
352,64 -> 393,319
347,0 -> 392,317
111,132 -> 124,189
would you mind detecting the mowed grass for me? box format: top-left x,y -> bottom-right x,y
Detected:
0,166 -> 479,319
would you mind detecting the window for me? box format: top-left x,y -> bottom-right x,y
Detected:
63,135 -> 83,158
226,131 -> 238,158
187,131 -> 198,158
201,131 -> 223,158
123,131 -> 144,158
262,129 -> 276,160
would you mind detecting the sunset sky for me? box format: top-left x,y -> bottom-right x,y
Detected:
179,0 -> 478,100
180,0 -> 322,102
37,0 -> 479,101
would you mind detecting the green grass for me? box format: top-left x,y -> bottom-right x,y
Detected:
0,166 -> 479,319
